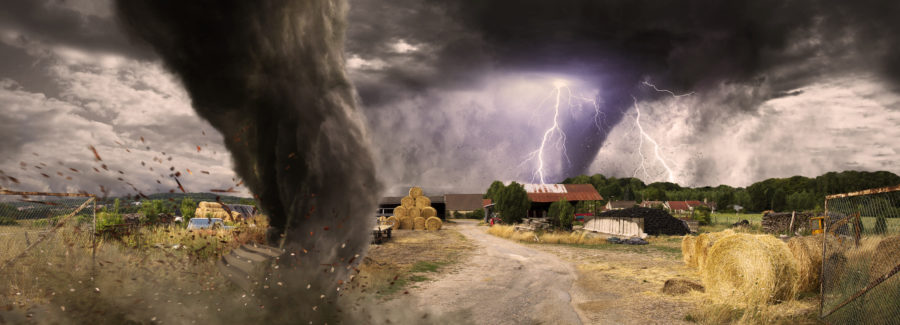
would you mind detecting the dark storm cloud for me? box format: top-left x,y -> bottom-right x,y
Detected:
116,0 -> 378,322
0,0 -> 153,60
349,0 -> 900,182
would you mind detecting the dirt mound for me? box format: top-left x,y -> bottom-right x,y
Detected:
597,207 -> 690,235
661,279 -> 704,295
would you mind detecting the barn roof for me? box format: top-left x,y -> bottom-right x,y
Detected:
526,184 -> 603,203
444,194 -> 485,210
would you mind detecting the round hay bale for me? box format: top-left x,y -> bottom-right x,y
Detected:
408,186 -> 423,198
384,216 -> 399,229
413,217 -> 426,230
198,201 -> 215,209
378,216 -> 386,223
401,196 -> 416,208
695,229 -> 735,270
415,196 -> 431,209
407,207 -> 422,219
870,235 -> 900,279
421,206 -> 437,218
702,233 -> 798,305
682,235 -> 697,268
393,206 -> 408,219
787,236 -> 824,293
399,217 -> 414,230
425,216 -> 442,231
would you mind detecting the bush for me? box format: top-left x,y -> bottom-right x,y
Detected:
874,216 -> 887,234
497,182 -> 530,224
96,211 -> 124,231
468,209 -> 485,220
695,205 -> 712,225
549,198 -> 575,230
0,215 -> 17,226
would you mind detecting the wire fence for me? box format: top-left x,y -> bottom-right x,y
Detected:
821,185 -> 900,324
0,190 -> 95,268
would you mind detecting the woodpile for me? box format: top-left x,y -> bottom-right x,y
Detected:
514,218 -> 552,232
762,212 -> 812,234
396,186 -> 441,231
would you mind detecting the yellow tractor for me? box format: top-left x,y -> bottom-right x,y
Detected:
810,213 -> 861,245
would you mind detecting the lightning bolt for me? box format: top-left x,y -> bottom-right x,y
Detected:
630,81 -> 693,184
524,83 -> 568,184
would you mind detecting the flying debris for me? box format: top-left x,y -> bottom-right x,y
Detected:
173,177 -> 186,193
89,145 -> 102,161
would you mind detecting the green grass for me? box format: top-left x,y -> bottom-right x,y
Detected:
408,275 -> 430,282
537,241 -> 683,256
410,261 -> 449,273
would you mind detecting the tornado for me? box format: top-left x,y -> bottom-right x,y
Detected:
116,1 -> 379,322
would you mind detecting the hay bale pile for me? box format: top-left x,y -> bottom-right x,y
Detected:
395,186 -> 441,231
702,233 -> 798,305
598,207 -> 690,235
195,201 -> 242,222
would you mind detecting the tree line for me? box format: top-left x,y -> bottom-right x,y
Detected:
561,170 -> 900,213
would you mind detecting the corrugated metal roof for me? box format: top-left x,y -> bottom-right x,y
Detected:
523,183 -> 567,194
526,184 -> 603,202
483,199 -> 492,207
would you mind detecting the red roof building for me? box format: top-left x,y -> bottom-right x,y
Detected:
524,184 -> 604,203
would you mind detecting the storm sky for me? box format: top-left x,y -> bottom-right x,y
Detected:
2,0 -> 900,197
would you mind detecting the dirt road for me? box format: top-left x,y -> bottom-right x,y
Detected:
410,220 -> 583,325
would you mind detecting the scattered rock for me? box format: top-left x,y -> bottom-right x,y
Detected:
607,237 -> 622,244
661,279 -> 704,295
624,238 -> 648,245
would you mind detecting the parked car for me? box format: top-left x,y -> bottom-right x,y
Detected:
574,213 -> 592,222
187,218 -> 234,230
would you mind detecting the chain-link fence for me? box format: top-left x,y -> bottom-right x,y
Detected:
0,189 -> 95,268
821,185 -> 900,324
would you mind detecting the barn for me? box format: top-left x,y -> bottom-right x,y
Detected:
523,184 -> 604,218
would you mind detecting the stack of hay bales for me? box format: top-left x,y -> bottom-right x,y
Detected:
702,233 -> 798,305
395,186 -> 442,231
195,201 -> 242,222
